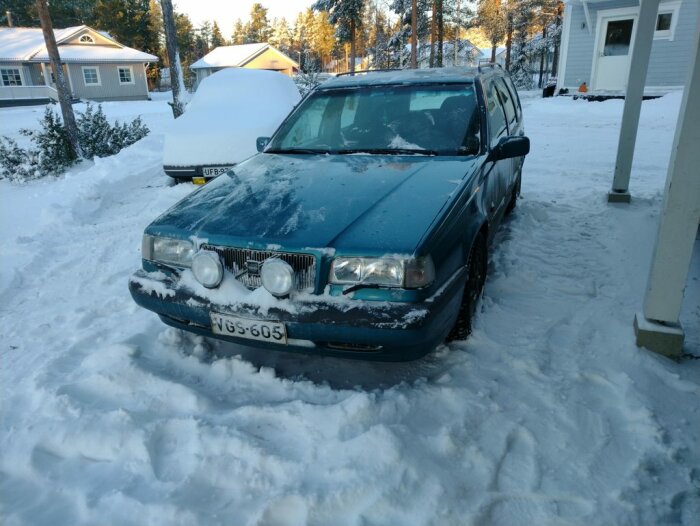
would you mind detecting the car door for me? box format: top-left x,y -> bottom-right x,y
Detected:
482,78 -> 510,222
494,76 -> 522,192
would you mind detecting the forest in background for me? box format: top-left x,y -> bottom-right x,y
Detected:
0,0 -> 563,89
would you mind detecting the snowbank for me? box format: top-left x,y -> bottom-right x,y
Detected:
162,69 -> 300,167
1,92 -> 699,526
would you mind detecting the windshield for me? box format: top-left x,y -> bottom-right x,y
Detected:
267,83 -> 480,156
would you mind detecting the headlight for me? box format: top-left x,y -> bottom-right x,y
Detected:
192,251 -> 223,288
261,258 -> 295,297
330,256 -> 435,289
142,234 -> 194,267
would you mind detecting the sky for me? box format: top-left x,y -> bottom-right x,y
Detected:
174,0 -> 316,35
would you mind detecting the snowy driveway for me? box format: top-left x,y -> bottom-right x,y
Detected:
1,93 -> 699,525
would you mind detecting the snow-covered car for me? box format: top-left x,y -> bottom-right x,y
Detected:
131,66 -> 529,361
162,68 -> 301,182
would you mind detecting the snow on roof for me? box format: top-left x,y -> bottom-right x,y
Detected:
0,26 -> 83,61
190,43 -> 297,70
32,44 -> 156,63
0,26 -> 156,63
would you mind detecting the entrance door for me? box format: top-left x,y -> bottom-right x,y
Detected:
593,15 -> 637,91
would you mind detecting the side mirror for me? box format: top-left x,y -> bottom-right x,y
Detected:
256,136 -> 270,153
490,136 -> 530,161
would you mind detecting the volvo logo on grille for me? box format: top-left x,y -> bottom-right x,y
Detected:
245,259 -> 261,277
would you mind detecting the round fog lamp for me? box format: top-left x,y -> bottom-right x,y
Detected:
261,258 -> 294,297
192,251 -> 223,288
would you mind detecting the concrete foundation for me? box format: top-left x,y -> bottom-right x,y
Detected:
634,312 -> 685,358
608,190 -> 632,203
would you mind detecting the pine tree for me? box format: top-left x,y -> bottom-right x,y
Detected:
247,3 -> 271,43
210,21 -> 226,48
231,19 -> 247,45
476,0 -> 507,62
198,20 -> 213,52
312,11 -> 336,70
269,18 -> 292,53
93,0 -> 157,54
313,0 -> 366,73
389,0 -> 431,68
291,10 -> 311,70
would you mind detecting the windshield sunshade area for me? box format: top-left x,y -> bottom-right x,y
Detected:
268,83 -> 481,156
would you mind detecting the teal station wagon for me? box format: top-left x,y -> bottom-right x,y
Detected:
129,66 -> 530,360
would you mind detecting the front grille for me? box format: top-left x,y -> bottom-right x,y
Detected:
202,245 -> 316,292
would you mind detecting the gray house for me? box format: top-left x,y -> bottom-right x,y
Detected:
0,25 -> 157,105
556,0 -> 697,93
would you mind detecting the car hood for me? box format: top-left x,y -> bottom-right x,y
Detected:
148,153 -> 478,254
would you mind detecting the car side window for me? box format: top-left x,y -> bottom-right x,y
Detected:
484,80 -> 508,147
502,76 -> 522,120
495,78 -> 517,129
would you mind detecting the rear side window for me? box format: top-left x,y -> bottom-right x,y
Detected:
495,78 -> 517,128
484,80 -> 508,146
502,76 -> 522,120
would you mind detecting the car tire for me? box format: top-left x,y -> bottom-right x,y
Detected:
505,172 -> 521,215
447,232 -> 487,341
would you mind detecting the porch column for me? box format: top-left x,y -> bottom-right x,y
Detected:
608,0 -> 660,203
634,7 -> 700,358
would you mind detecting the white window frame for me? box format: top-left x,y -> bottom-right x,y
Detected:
0,67 -> 24,86
117,66 -> 134,85
79,34 -> 95,44
654,1 -> 681,41
81,66 -> 101,86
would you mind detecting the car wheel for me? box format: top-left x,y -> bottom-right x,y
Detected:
447,232 -> 487,341
505,172 -> 521,215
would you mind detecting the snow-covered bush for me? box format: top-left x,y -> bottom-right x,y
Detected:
78,103 -> 149,158
0,137 -> 38,181
0,103 -> 149,182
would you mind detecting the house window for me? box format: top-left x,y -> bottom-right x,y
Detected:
82,67 -> 101,86
1,68 -> 23,86
654,1 -> 681,40
656,13 -> 672,31
118,66 -> 134,84
79,34 -> 95,44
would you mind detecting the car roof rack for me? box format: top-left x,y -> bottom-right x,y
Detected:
477,60 -> 503,72
335,68 -> 403,77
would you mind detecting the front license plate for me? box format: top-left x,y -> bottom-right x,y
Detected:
210,312 -> 287,344
202,166 -> 232,177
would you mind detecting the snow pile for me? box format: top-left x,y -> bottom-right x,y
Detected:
1,92 -> 699,526
162,69 -> 301,167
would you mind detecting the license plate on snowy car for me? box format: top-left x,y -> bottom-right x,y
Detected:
202,166 -> 232,177
210,312 -> 287,344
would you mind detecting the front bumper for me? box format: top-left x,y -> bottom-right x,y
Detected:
128,268 -> 466,361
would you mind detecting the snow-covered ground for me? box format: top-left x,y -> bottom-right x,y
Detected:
1,91 -> 699,526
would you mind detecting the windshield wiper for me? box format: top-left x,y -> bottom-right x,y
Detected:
265,148 -> 331,154
337,148 -> 439,156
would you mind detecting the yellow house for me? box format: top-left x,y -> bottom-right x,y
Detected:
190,43 -> 299,88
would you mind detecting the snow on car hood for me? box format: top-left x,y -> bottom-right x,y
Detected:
148,153 -> 479,253
162,69 -> 301,167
